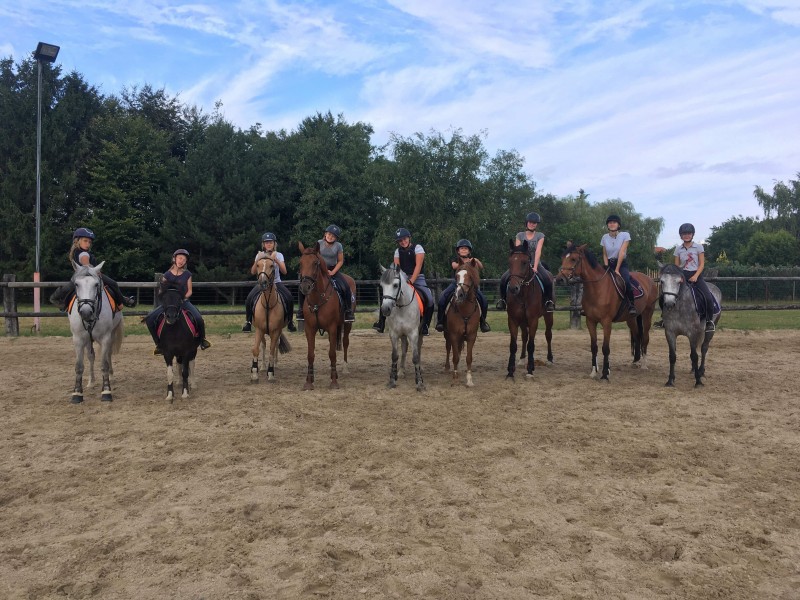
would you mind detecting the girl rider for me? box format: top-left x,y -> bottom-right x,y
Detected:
372,227 -> 434,336
296,224 -> 355,323
145,249 -> 212,354
601,214 -> 638,315
242,232 -> 296,333
434,239 -> 491,333
50,227 -> 136,310
674,223 -> 716,332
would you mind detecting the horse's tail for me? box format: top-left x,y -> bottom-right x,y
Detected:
278,333 -> 291,354
337,326 -> 344,351
112,317 -> 125,355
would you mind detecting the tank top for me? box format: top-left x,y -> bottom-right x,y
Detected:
162,270 -> 192,298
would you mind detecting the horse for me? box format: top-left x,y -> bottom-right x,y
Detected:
297,242 -> 357,390
443,259 -> 481,387
250,252 -> 291,383
156,283 -> 202,401
658,263 -> 722,388
505,240 -> 554,379
557,243 -> 657,381
379,264 -> 425,391
67,262 -> 124,404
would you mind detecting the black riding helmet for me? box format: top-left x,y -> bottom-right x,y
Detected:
395,227 -> 411,241
606,214 -> 622,227
325,224 -> 341,239
455,239 -> 473,251
73,227 -> 95,240
173,248 -> 190,259
679,223 -> 695,235
262,232 -> 277,242
525,212 -> 541,224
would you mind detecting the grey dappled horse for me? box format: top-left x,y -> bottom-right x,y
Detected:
659,263 -> 722,387
67,262 -> 124,403
379,264 -> 425,391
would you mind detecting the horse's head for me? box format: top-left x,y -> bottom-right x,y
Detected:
255,251 -> 276,290
297,242 -> 324,296
454,259 -> 479,305
159,285 -> 184,325
71,261 -> 104,322
558,243 -> 591,283
378,264 -> 406,317
508,240 -> 533,296
659,263 -> 685,310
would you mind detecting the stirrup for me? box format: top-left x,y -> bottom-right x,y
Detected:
372,320 -> 384,333
653,319 -> 664,329
545,300 -> 555,313
705,320 -> 715,332
153,346 -> 163,356
480,321 -> 491,333
200,339 -> 212,350
495,299 -> 506,310
287,321 -> 297,332
344,310 -> 355,323
122,296 -> 137,308
435,322 -> 444,332
241,321 -> 252,332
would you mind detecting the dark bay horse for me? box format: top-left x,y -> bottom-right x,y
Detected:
157,284 -> 201,402
250,252 -> 291,383
505,240 -> 554,379
444,259 -> 481,387
297,242 -> 357,390
558,243 -> 657,381
659,262 -> 722,388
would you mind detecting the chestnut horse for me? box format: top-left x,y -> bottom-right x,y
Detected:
558,243 -> 657,381
444,259 -> 481,387
297,242 -> 357,390
505,240 -> 554,379
250,252 -> 291,383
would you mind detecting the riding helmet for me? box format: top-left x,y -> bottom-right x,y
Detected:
679,223 -> 695,236
262,232 -> 277,242
325,224 -> 342,239
606,214 -> 622,227
525,212 -> 541,224
72,227 -> 96,240
395,227 -> 411,241
455,239 -> 473,251
173,248 -> 190,259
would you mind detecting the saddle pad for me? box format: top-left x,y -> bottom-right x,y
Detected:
629,275 -> 646,299
67,287 -> 118,313
689,287 -> 721,319
407,282 -> 425,315
156,310 -> 199,339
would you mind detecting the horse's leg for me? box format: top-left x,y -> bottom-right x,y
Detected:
341,323 -> 351,375
465,333 -> 476,387
328,325 -> 339,389
526,319 -> 538,377
181,357 -> 191,398
251,328 -> 261,382
410,329 -> 425,392
398,335 -> 408,378
71,339 -> 85,404
188,358 -> 196,390
698,329 -> 714,382
544,311 -> 554,365
267,331 -> 279,382
100,341 -> 113,402
87,343 -> 96,388
507,319 -> 518,379
665,331 -> 678,387
588,319 -> 600,379
388,332 -> 399,389
691,334 -> 704,387
629,315 -> 643,367
165,356 -> 175,402
303,327 -> 315,391
600,320 -> 613,381
449,334 -> 460,385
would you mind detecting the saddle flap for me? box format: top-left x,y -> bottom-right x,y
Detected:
629,275 -> 646,299
689,287 -> 721,318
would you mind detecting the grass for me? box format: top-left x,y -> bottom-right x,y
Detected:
7,304 -> 799,337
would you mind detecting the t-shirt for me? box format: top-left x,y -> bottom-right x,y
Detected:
515,231 -> 544,261
317,240 -> 343,269
600,231 -> 631,260
674,242 -> 704,272
162,270 -> 192,298
253,251 -> 285,282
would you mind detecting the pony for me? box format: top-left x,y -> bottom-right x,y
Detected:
67,262 -> 124,403
250,252 -> 291,383
557,243 -> 657,381
505,240 -> 554,379
658,262 -> 722,387
379,264 -> 425,391
443,259 -> 481,387
297,242 -> 357,390
156,283 -> 201,401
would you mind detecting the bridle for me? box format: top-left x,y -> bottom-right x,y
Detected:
560,248 -> 610,284
381,267 -> 416,310
161,286 -> 184,324
73,272 -> 103,335
508,251 -> 534,292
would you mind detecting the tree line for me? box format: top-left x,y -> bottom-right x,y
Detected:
2,56 -> 796,284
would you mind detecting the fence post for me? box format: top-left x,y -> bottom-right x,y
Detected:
569,283 -> 583,329
3,274 -> 19,336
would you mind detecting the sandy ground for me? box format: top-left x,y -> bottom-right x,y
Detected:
0,327 -> 799,599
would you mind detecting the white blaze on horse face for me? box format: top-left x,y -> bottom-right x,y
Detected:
455,268 -> 468,301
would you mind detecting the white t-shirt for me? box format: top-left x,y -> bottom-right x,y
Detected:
600,231 -> 631,260
254,251 -> 285,282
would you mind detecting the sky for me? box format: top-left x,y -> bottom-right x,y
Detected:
2,0 -> 799,248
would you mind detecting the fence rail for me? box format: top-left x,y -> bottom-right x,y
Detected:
3,275 -> 800,336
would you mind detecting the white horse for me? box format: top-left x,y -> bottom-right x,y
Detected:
67,262 -> 124,403
379,264 -> 425,391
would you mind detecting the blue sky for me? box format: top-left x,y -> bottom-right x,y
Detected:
3,0 -> 799,248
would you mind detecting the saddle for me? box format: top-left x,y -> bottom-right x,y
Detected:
156,309 -> 199,339
689,286 -> 721,319
66,286 -> 120,314
610,273 -> 646,299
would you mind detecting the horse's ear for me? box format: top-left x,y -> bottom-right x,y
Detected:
521,240 -> 529,252
298,242 -> 305,252
314,242 -> 321,253
94,260 -> 105,272
71,260 -> 81,272
578,243 -> 588,251
379,264 -> 387,274
509,238 -> 515,250
657,260 -> 665,269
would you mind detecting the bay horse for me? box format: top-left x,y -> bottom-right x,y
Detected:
444,259 -> 481,387
379,264 -> 425,391
67,262 -> 124,403
297,242 -> 357,390
157,283 -> 201,402
558,243 -> 657,381
505,240 -> 554,379
659,262 -> 722,388
250,252 -> 291,383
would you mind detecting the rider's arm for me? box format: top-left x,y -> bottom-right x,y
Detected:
184,276 -> 193,300
532,238 -> 543,272
602,243 -> 609,267
409,252 -> 424,284
690,252 -> 705,282
276,255 -> 287,276
329,250 -> 344,276
615,241 -> 630,273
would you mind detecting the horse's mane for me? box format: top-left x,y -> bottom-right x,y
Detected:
380,264 -> 405,286
563,243 -> 600,269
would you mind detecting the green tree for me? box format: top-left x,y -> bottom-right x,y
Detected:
754,173 -> 800,239
705,215 -> 760,264
742,230 -> 800,267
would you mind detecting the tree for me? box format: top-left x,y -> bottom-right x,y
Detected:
705,215 -> 760,264
741,230 -> 800,267
754,173 -> 800,239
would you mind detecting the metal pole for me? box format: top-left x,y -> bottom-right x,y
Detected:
33,59 -> 43,332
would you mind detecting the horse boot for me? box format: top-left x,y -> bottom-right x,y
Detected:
372,313 -> 386,333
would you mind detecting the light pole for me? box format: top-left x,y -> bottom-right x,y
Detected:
32,42 -> 59,332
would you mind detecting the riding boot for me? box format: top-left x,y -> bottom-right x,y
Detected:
198,320 -> 212,350
435,305 -> 445,332
296,292 -> 305,321
422,304 -> 433,336
627,291 -> 637,315
480,317 -> 491,333
343,289 -> 355,323
496,273 -> 508,309
372,313 -> 385,333
242,301 -> 253,332
51,283 -> 74,312
705,297 -> 716,332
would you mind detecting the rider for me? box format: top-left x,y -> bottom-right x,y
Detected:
434,239 -> 491,334
601,214 -> 638,315
49,227 -> 136,311
145,249 -> 212,355
496,211 -> 556,313
372,227 -> 435,336
674,223 -> 717,332
242,232 -> 296,333
296,224 -> 356,323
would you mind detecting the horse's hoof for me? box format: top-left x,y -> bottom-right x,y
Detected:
303,383 -> 314,391
330,381 -> 339,389
182,390 -> 189,398
416,383 -> 426,392
387,380 -> 396,389
665,382 -> 674,387
694,382 -> 705,388
525,372 -> 534,379
166,393 -> 173,401
70,395 -> 83,404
